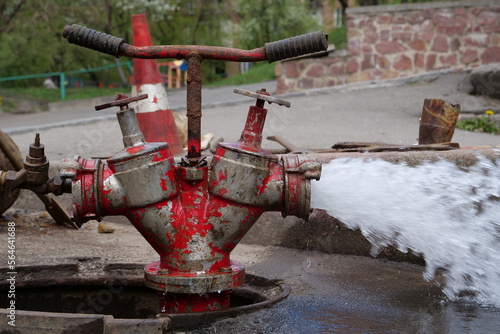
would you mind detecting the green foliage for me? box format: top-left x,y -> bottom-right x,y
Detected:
0,0 -> 319,89
237,0 -> 320,49
328,24 -> 347,50
456,112 -> 499,135
116,0 -> 230,46
1,86 -> 119,104
207,62 -> 276,87
0,61 -> 276,109
0,0 -> 123,86
378,0 -> 447,4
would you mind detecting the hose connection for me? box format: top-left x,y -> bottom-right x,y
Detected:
282,154 -> 322,220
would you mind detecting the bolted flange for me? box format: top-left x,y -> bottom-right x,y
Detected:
144,260 -> 245,294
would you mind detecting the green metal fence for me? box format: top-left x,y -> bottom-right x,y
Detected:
0,61 -> 133,101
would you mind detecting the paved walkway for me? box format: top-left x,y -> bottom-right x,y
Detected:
0,81 -> 277,135
3,70 -> 500,160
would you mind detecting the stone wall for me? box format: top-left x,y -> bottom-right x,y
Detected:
276,0 -> 500,94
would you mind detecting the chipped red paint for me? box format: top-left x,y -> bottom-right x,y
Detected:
160,292 -> 230,314
70,95 -> 317,314
102,188 -> 112,209
121,44 -> 267,62
211,169 -> 227,188
164,168 -> 176,186
70,150 -> 308,312
160,178 -> 167,191
240,106 -> 267,147
208,242 -> 226,257
152,149 -> 169,162
126,145 -> 145,154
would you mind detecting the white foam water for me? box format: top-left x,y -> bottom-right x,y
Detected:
311,155 -> 500,307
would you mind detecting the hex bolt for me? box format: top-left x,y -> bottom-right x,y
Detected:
28,133 -> 46,160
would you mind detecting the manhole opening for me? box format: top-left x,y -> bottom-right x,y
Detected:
0,285 -> 264,319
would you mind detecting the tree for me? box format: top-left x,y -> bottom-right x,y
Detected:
0,0 -> 25,34
0,0 -> 320,86
236,0 -> 319,50
0,0 -> 120,84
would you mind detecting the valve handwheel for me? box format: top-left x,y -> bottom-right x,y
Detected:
95,93 -> 149,111
234,88 -> 291,108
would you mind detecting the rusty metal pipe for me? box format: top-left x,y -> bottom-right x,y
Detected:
119,44 -> 268,62
63,24 -> 328,64
295,148 -> 500,167
185,53 -> 203,165
0,170 -> 6,189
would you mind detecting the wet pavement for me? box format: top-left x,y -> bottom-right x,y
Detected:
1,211 -> 499,333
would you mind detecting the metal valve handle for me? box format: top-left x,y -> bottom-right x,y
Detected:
63,24 -> 328,64
95,94 -> 148,111
63,24 -> 125,58
265,31 -> 329,63
234,88 -> 291,108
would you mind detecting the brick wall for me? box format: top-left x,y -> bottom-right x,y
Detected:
276,0 -> 500,94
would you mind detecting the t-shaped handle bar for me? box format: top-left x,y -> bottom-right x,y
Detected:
63,24 -> 328,63
63,24 -> 328,166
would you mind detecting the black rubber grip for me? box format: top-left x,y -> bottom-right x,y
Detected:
265,31 -> 329,63
63,24 -> 125,58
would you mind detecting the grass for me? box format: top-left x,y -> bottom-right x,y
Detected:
329,24 -> 347,50
1,62 -> 276,112
456,111 -> 499,135
206,62 -> 276,87
1,86 -> 120,104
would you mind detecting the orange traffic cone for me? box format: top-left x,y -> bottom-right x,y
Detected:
130,13 -> 184,156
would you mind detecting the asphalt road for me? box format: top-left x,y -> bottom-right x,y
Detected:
3,70 -> 500,164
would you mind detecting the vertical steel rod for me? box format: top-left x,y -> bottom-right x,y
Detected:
185,53 -> 203,165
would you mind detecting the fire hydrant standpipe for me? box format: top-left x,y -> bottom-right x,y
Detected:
62,25 -> 327,313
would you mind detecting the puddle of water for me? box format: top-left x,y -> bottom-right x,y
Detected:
302,308 -> 397,334
311,155 -> 500,307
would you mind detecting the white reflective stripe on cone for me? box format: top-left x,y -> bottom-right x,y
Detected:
130,83 -> 171,113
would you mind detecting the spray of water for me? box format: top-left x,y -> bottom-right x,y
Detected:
311,155 -> 500,307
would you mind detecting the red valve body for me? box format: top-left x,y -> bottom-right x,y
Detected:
64,102 -> 320,313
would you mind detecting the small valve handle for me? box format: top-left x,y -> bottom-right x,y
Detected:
95,94 -> 148,111
234,88 -> 291,108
